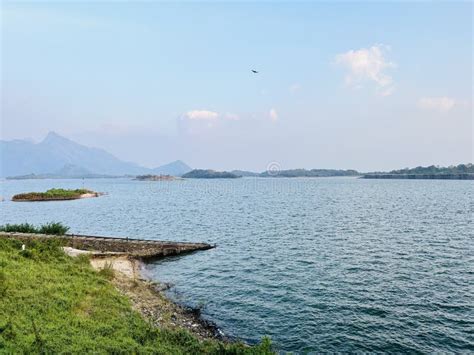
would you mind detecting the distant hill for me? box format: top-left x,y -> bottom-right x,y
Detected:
388,164 -> 474,175
362,164 -> 474,180
151,160 -> 191,176
134,175 -> 179,181
231,170 -> 259,177
56,163 -> 93,176
182,169 -> 241,179
259,169 -> 360,177
0,132 -> 191,177
6,164 -> 119,180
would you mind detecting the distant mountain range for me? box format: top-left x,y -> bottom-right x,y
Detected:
3,132 -> 469,180
0,132 -> 192,178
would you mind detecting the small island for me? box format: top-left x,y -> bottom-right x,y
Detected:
12,188 -> 103,202
134,174 -> 179,181
182,169 -> 241,179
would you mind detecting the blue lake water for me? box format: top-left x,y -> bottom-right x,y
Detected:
1,177 -> 473,352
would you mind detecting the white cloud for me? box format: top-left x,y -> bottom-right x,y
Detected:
417,97 -> 457,112
335,44 -> 395,95
269,108 -> 278,122
289,83 -> 302,93
185,110 -> 219,121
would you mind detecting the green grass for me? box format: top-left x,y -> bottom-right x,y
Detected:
12,188 -> 96,201
0,238 -> 273,354
0,222 -> 70,235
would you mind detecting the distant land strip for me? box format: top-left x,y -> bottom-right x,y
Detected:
361,173 -> 474,180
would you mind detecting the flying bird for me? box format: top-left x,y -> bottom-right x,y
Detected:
251,70 -> 259,74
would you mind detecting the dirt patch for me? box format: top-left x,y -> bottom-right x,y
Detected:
90,256 -> 139,279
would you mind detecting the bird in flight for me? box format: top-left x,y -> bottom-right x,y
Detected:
251,70 -> 259,74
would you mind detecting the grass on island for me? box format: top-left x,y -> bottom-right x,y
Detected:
0,222 -> 70,236
0,238 -> 273,354
12,188 -> 97,202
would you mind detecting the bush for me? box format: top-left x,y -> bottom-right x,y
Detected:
0,223 -> 37,233
38,222 -> 70,235
0,222 -> 69,236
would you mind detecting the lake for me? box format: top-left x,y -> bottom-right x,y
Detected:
1,177 -> 472,352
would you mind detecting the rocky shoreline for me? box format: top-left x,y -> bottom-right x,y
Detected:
87,253 -> 228,341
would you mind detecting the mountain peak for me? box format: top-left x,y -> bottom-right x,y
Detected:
42,131 -> 70,144
151,160 -> 192,176
171,160 -> 188,167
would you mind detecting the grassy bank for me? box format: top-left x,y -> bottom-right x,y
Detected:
0,238 -> 272,353
12,188 -> 98,201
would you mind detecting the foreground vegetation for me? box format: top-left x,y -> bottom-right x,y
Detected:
12,188 -> 98,201
0,238 -> 273,353
0,222 -> 70,235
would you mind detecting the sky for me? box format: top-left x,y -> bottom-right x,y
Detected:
1,1 -> 472,171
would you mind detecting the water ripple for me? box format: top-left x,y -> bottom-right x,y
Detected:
1,177 -> 473,352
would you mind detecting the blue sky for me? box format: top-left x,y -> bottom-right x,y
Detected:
1,2 -> 472,171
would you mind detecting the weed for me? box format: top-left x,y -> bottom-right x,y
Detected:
98,261 -> 115,280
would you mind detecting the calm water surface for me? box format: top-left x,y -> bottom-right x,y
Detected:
1,177 -> 473,352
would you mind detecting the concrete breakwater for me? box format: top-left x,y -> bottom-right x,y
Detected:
0,232 -> 215,258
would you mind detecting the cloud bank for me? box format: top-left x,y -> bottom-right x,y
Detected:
417,97 -> 457,112
185,110 -> 219,121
